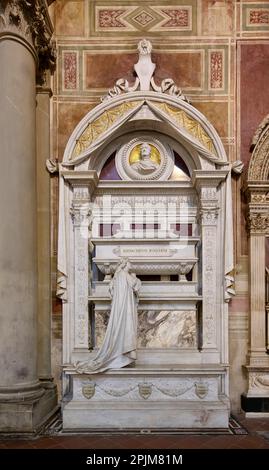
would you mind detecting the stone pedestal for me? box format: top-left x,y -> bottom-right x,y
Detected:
0,1 -> 57,433
63,366 -> 229,430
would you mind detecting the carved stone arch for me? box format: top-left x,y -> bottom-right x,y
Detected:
248,117 -> 269,181
243,115 -> 269,414
62,92 -> 228,172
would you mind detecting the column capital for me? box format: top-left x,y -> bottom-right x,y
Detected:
0,0 -> 56,84
247,211 -> 269,235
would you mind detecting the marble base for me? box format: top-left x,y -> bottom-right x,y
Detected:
62,367 -> 229,430
0,385 -> 58,435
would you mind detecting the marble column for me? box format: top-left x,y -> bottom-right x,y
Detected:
249,235 -> 266,359
36,77 -> 58,408
193,171 -> 228,361
243,206 -> 269,409
0,1 -> 57,433
62,171 -> 99,354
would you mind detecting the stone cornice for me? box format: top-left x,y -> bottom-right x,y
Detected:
0,1 -> 56,84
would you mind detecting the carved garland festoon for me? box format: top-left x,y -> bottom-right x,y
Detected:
0,0 -> 56,84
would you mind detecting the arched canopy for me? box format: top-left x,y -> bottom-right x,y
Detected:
62,91 -> 228,172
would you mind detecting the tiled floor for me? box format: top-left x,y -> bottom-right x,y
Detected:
0,414 -> 269,449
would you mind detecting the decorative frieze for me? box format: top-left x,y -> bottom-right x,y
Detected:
250,192 -> 269,203
77,378 -> 214,402
94,4 -> 194,35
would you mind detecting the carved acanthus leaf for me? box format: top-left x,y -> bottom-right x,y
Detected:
0,1 -> 56,84
247,213 -> 269,234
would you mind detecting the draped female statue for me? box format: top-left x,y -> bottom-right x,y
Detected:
75,259 -> 141,374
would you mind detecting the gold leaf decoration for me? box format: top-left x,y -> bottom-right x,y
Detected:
71,101 -> 142,160
153,102 -> 216,156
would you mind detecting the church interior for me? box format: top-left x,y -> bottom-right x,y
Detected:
0,0 -> 269,449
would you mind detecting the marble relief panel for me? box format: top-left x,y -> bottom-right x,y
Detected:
95,310 -> 197,349
95,311 -> 110,347
138,310 -> 197,348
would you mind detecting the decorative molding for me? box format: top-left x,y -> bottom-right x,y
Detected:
202,225 -> 217,347
0,1 -> 56,84
93,4 -> 194,35
250,192 -> 269,203
247,212 -> 269,235
95,260 -> 197,277
76,378 -> 215,402
115,133 -> 174,181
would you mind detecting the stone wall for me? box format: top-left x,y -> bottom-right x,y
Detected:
49,0 -> 269,411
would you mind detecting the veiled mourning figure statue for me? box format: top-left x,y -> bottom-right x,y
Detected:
75,259 -> 141,374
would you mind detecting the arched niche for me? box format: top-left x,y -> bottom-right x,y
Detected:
242,116 -> 269,413
58,41 -> 235,430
